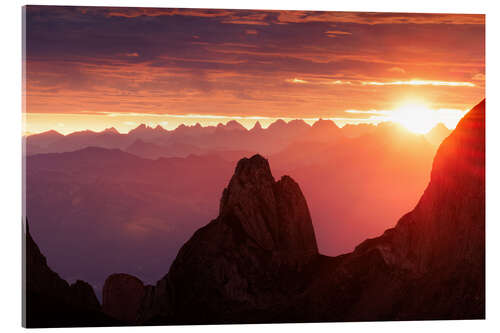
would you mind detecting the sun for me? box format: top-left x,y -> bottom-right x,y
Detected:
390,101 -> 438,134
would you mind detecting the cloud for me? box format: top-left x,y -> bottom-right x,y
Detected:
286,78 -> 473,87
223,20 -> 269,26
285,78 -> 353,85
327,80 -> 352,85
276,11 -> 484,25
388,67 -> 406,74
361,79 -> 475,87
344,109 -> 389,115
325,30 -> 352,37
103,8 -> 232,19
24,6 -> 484,119
286,78 -> 309,84
472,73 -> 485,81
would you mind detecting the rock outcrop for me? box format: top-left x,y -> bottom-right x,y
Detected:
23,221 -> 116,327
218,155 -> 318,261
102,273 -> 146,322
127,155 -> 319,324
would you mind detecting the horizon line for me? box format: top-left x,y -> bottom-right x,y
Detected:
23,117 -> 454,137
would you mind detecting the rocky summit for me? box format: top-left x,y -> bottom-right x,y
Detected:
132,155 -> 321,324
102,273 -> 146,323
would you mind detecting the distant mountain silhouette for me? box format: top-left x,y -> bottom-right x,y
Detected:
308,119 -> 341,142
340,123 -> 377,138
425,122 -> 452,146
219,120 -> 247,131
26,129 -> 64,146
250,121 -> 263,132
101,127 -> 120,135
128,124 -> 168,141
99,99 -> 484,324
24,130 -> 65,154
26,118 -> 451,159
26,129 -> 134,154
125,139 -> 205,159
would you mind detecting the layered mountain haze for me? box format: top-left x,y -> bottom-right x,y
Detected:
25,118 -> 445,156
269,121 -> 436,254
26,150 -> 235,297
25,117 -> 442,297
97,99 -> 484,324
24,99 -> 485,326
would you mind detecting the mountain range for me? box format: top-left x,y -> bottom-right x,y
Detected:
25,118 -> 439,296
25,119 -> 450,156
24,99 -> 484,326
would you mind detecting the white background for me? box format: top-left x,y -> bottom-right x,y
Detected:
1,0 -> 499,331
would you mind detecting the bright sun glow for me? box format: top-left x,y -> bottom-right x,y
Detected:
386,101 -> 466,134
391,102 -> 437,134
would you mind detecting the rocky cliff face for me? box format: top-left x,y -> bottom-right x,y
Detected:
102,99 -> 485,324
218,155 -> 318,261
306,99 -> 485,321
356,99 -> 484,273
350,99 -> 485,319
24,221 -> 116,327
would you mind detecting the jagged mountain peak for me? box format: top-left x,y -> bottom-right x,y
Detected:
219,154 -> 317,255
101,127 -> 119,134
251,121 -> 263,131
33,129 -> 64,137
430,122 -> 449,132
218,120 -> 246,131
312,118 -> 339,129
228,154 -> 274,186
268,118 -> 287,130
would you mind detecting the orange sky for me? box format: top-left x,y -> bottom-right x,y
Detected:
23,6 -> 485,135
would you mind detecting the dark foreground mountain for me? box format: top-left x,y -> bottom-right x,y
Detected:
23,221 -> 119,327
99,99 -> 484,324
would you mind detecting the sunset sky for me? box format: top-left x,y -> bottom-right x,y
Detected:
23,6 -> 485,134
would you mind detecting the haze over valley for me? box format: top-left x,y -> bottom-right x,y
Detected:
25,117 -> 453,295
